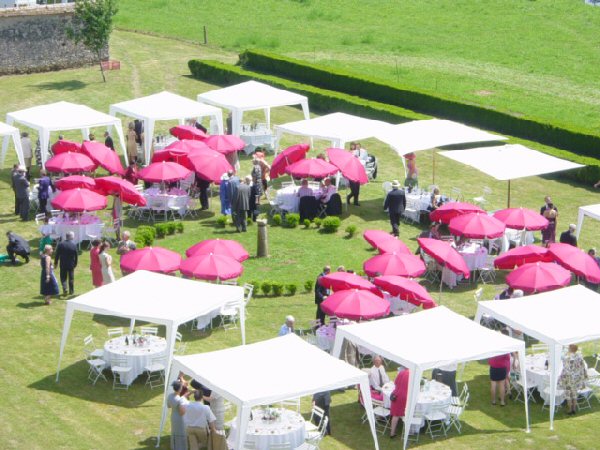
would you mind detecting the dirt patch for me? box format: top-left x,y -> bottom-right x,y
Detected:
474,90 -> 494,96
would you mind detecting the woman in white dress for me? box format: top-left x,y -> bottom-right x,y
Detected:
99,242 -> 116,284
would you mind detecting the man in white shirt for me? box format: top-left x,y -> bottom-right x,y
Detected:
278,315 -> 295,336
368,356 -> 390,396
185,390 -> 216,450
355,142 -> 369,162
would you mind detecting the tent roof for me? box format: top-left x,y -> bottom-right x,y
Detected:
438,144 -> 583,181
0,121 -> 19,136
172,334 -> 367,405
66,270 -> 243,326
579,204 -> 600,221
7,101 -> 121,131
376,119 -> 506,156
335,306 -> 523,369
197,80 -> 308,111
476,285 -> 600,346
275,112 -> 390,144
110,91 -> 222,122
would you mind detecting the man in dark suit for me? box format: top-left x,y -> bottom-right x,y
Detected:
312,390 -> 332,435
54,231 -> 78,295
14,166 -> 30,221
228,170 -> 240,224
11,164 -> 20,215
314,265 -> 331,326
104,131 -> 115,150
232,176 -> 251,232
6,231 -> 30,264
559,224 -> 578,247
383,180 -> 406,237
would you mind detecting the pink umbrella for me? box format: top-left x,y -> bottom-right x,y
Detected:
81,140 -> 125,176
170,125 -> 208,141
45,152 -> 97,173
417,238 -> 470,279
363,230 -> 396,249
363,252 -> 426,278
506,261 -> 571,294
120,246 -> 182,274
493,207 -> 549,231
494,245 -> 553,270
318,271 -> 383,297
375,238 -> 412,255
204,135 -> 245,154
320,289 -> 390,320
94,176 -> 146,206
187,147 -> 233,182
548,243 -> 600,283
51,140 -> 82,154
186,239 -> 249,262
51,187 -> 107,212
285,158 -> 338,179
449,212 -> 506,239
180,253 -> 243,281
55,175 -> 96,190
430,202 -> 485,224
326,147 -> 368,184
373,275 -> 437,309
270,144 -> 309,179
138,161 -> 191,183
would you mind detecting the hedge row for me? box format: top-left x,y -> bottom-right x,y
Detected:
188,59 -> 425,124
240,49 -> 600,160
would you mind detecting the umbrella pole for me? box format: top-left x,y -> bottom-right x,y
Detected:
432,148 -> 436,184
507,180 -> 511,208
438,265 -> 443,304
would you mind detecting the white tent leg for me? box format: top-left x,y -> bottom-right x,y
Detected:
235,404 -> 252,450
576,209 -> 585,240
402,367 -> 422,450
239,296 -> 246,345
549,344 -> 561,430
1,134 -> 9,167
41,130 -> 51,168
359,379 -> 380,450
212,112 -> 224,135
157,360 -> 182,447
81,128 -> 89,141
264,107 -> 271,131
113,121 -> 128,166
300,100 -> 310,121
232,111 -> 243,137
517,348 -> 530,433
129,318 -> 136,334
56,304 -> 75,382
145,119 -> 155,165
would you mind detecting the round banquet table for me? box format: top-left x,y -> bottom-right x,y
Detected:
316,325 -> 336,352
103,335 -> 167,386
274,185 -> 320,213
227,408 -> 306,450
524,353 -> 567,406
44,213 -> 104,244
382,379 -> 452,417
383,293 -> 417,315
143,188 -> 189,220
442,243 -> 487,288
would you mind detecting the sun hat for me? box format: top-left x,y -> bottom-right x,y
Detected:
391,180 -> 401,188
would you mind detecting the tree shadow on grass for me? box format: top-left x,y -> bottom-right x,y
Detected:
32,80 -> 88,91
29,360 -> 161,407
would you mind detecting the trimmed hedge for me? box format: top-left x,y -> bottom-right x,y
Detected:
240,49 -> 600,161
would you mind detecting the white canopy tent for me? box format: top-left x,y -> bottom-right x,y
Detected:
475,285 -> 600,430
4,101 -> 126,167
197,80 -> 310,137
56,271 -> 245,382
159,334 -> 380,450
0,121 -> 24,167
332,306 -> 529,450
110,91 -> 224,164
275,112 -> 390,152
576,204 -> 600,240
439,144 -> 583,207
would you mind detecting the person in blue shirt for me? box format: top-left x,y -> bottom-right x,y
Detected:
278,315 -> 295,336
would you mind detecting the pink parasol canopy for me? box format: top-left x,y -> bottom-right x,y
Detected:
493,207 -> 549,231
506,261 -> 571,294
185,239 -> 249,262
363,230 -> 396,249
94,176 -> 146,206
318,271 -> 383,297
449,212 -> 506,239
180,253 -> 243,281
373,275 -> 437,309
204,135 -> 245,154
187,147 -> 233,182
429,202 -> 485,224
548,243 -> 600,284
326,147 -> 368,184
375,238 -> 412,255
363,252 -> 426,278
45,151 -> 97,174
320,289 -> 390,320
51,187 -> 107,212
138,161 -> 191,183
417,237 -> 470,278
81,140 -> 125,176
170,125 -> 208,141
270,144 -> 310,179
494,245 -> 553,270
51,140 -> 82,154
120,246 -> 182,274
284,158 -> 338,179
55,175 -> 96,190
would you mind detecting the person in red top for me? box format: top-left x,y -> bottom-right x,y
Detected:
89,239 -> 103,288
488,329 -> 511,406
389,368 -> 410,439
124,160 -> 138,185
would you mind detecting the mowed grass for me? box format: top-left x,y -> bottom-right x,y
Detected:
115,0 -> 600,134
1,30 -> 600,450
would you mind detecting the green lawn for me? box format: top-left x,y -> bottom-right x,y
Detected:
115,0 -> 600,135
1,30 -> 600,450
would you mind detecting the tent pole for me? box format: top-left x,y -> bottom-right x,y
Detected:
507,180 -> 511,208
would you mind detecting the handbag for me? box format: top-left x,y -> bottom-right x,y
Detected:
390,393 -> 397,402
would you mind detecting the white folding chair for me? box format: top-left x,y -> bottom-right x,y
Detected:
577,387 -> 593,410
110,355 -> 132,390
477,255 -> 497,284
305,404 -> 324,434
219,299 -> 240,330
144,356 -> 166,389
86,358 -> 108,385
402,413 -> 424,443
305,415 -> 328,448
174,331 -> 187,354
473,186 -> 492,206
510,372 -> 537,404
446,391 -> 469,433
140,326 -> 158,336
107,327 -> 123,338
83,334 -> 104,359
540,381 -> 564,412
243,283 -> 254,317
424,403 -> 448,439
451,383 -> 469,407
372,399 -> 391,435
279,397 -> 301,413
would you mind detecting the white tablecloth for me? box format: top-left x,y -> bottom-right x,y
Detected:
384,293 -> 417,315
442,244 -> 487,288
316,325 -> 336,352
195,307 -> 221,330
240,125 -> 275,155
274,185 -> 320,213
44,214 -> 104,244
103,335 -> 167,386
143,189 -> 189,219
153,136 -> 177,151
228,408 -> 306,450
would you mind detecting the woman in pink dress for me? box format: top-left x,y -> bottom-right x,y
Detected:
89,240 -> 103,288
389,368 -> 410,439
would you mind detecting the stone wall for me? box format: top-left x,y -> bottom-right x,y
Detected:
0,4 -> 109,75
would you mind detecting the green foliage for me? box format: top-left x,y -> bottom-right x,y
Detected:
260,281 -> 272,296
304,279 -> 313,292
271,281 -> 284,296
303,219 -> 311,228
249,280 -> 261,292
272,214 -> 282,226
345,224 -> 357,237
154,223 -> 168,238
247,217 -> 253,225
67,0 -> 118,82
321,216 -> 341,233
285,283 -> 298,296
134,225 -> 155,248
175,222 -> 184,233
284,213 -> 300,228
215,215 -> 228,228
166,222 -> 177,235
313,217 -> 322,228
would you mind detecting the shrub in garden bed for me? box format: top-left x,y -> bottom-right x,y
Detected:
345,225 -> 357,237
271,281 -> 284,296
321,216 -> 341,233
261,281 -> 272,296
215,215 -> 228,228
135,225 -> 155,248
284,213 -> 300,228
285,283 -> 298,296
304,280 -> 313,292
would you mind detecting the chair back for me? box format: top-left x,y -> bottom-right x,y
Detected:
83,334 -> 94,347
299,195 -> 319,222
326,193 -> 343,216
175,331 -> 183,342
107,327 -> 123,338
140,326 -> 158,336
